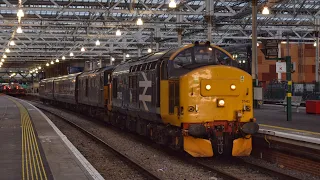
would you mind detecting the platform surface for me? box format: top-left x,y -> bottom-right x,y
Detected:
0,95 -> 103,180
255,104 -> 320,142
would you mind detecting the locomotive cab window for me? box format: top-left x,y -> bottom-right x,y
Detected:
169,45 -> 237,77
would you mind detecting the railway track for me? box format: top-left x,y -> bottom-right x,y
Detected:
21,96 -> 303,180
194,158 -> 301,180
36,105 -> 162,180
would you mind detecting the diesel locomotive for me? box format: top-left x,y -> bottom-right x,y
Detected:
39,42 -> 259,157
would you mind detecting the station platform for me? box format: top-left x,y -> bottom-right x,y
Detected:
0,95 -> 104,180
255,104 -> 320,145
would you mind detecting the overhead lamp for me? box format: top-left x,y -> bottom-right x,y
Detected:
111,57 -> 115,61
257,43 -> 259,47
36,71 -> 38,73
56,58 -> 59,63
169,0 -> 177,8
46,63 -> 49,66
62,56 -> 66,60
17,9 -> 24,18
51,60 -> 54,64
3,54 -> 7,58
38,66 -> 41,69
147,48 -> 152,53
0,62 -> 3,65
16,26 -> 23,33
35,68 -> 38,71
9,41 -> 15,46
1,59 -> 4,62
262,6 -> 270,15
136,18 -> 143,26
126,54 -> 130,58
70,52 -> 74,57
81,47 -> 85,52
5,48 -> 10,53
281,41 -> 287,44
314,41 -> 317,47
95,40 -> 100,46
116,29 -> 121,36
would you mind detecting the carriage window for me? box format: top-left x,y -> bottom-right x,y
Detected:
161,60 -> 168,80
150,61 -> 157,70
104,72 -> 109,85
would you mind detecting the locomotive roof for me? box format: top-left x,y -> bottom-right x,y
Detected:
113,47 -> 179,74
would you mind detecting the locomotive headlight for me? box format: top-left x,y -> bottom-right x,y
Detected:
205,84 -> 211,90
230,84 -> 236,90
217,99 -> 225,107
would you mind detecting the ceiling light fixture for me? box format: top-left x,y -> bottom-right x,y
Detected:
70,52 -> 74,57
262,6 -> 270,15
81,47 -> 85,52
46,63 -> 49,66
62,56 -> 66,60
169,0 -> 177,8
38,66 -> 41,69
136,18 -> 143,26
126,54 -> 130,58
56,58 -> 59,63
10,41 -> 15,46
148,48 -> 152,53
314,41 -> 317,47
51,60 -> 54,64
116,29 -> 121,36
111,57 -> 115,61
5,48 -> 10,53
95,40 -> 100,46
3,54 -> 7,58
16,26 -> 23,33
1,59 -> 4,62
17,9 -> 24,18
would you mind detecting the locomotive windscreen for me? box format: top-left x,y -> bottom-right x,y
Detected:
169,45 -> 237,77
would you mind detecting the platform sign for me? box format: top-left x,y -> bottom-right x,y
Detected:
276,62 -> 286,73
261,39 -> 279,59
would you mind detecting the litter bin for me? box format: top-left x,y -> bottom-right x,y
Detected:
306,100 -> 320,114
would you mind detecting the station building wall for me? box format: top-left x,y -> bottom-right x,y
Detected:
257,44 -> 318,83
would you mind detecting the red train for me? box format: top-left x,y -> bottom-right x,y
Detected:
0,83 -> 26,96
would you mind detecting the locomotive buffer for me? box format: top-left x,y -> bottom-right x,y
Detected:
261,39 -> 292,121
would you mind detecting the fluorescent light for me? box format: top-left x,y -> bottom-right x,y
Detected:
70,52 -> 74,56
62,56 -> 66,60
81,47 -> 85,52
116,29 -> 121,36
95,40 -> 100,46
148,48 -> 152,53
136,18 -> 143,26
281,41 -> 287,44
262,6 -> 270,15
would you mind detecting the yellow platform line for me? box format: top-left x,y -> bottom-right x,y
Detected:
260,124 -> 320,136
7,97 -> 48,180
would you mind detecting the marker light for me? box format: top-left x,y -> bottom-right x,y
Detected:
218,99 -> 225,107
230,84 -> 236,90
205,84 -> 211,90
